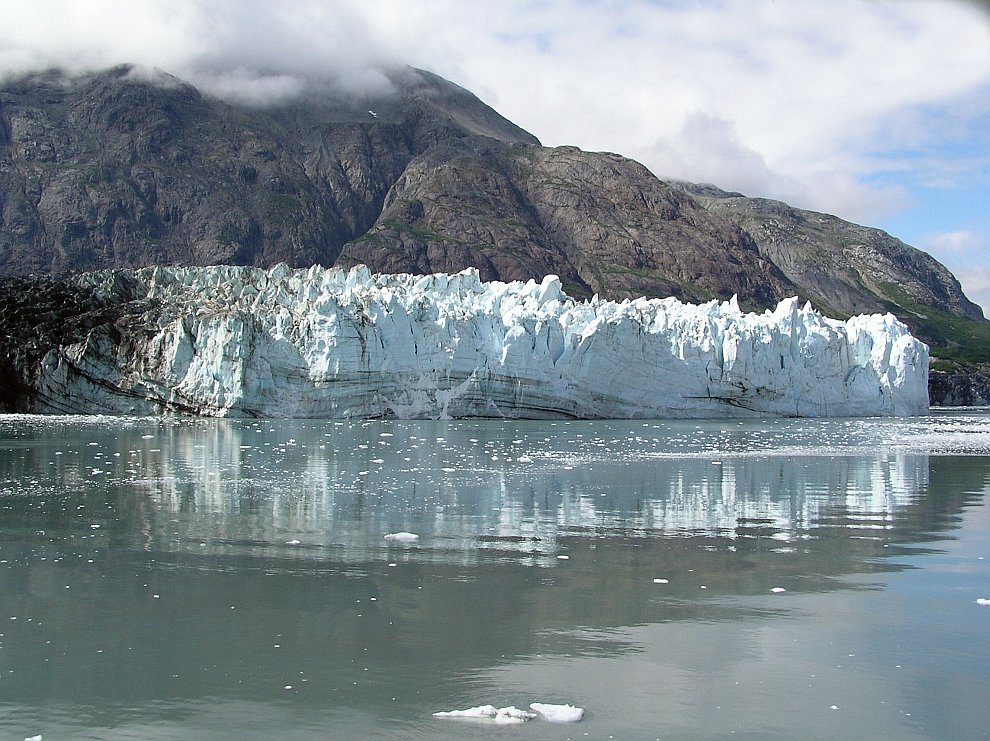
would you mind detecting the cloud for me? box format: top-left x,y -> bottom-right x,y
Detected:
918,230 -> 990,316
400,0 -> 990,224
631,112 -> 913,223
919,229 -> 986,255
950,264 -> 990,319
0,0 -> 400,102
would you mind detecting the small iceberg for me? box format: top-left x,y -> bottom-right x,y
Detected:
433,705 -> 536,724
530,702 -> 585,722
434,702 -> 584,724
384,532 -> 420,542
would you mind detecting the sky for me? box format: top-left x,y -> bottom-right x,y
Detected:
2,0 -> 989,315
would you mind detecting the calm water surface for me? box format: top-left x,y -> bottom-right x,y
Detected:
1,413 -> 989,740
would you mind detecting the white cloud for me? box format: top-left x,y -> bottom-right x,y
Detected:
393,0 -> 990,223
0,0 -> 400,100
918,230 -> 990,316
919,229 -> 986,255
952,265 -> 990,320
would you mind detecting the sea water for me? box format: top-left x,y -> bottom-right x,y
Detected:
0,412 -> 988,740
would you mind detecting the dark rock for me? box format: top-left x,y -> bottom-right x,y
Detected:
0,273 -> 150,410
929,368 -> 990,407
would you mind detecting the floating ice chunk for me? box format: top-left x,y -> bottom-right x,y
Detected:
493,707 -> 537,723
384,532 -> 419,542
433,705 -> 536,723
530,703 -> 585,723
977,598 -> 990,606
433,705 -> 497,719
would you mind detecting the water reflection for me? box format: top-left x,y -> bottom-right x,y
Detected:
1,414 -> 989,739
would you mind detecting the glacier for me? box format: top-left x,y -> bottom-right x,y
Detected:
29,264 -> 929,418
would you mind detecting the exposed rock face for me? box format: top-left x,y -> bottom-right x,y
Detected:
0,273 -> 147,410
340,145 -> 792,308
0,64 -> 986,395
0,266 -> 929,418
675,183 -> 984,321
929,369 -> 990,407
0,65 -> 536,277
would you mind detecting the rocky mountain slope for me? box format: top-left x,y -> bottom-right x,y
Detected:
1,65 -> 987,403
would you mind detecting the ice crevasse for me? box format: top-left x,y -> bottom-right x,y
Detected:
34,264 -> 929,418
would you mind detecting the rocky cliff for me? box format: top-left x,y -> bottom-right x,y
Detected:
0,64 -> 987,397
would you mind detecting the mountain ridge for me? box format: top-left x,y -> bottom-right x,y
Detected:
1,64 -> 987,403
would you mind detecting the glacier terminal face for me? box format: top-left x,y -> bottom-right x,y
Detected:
29,264 -> 929,418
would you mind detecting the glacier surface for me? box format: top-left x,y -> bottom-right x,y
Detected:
32,264 -> 929,418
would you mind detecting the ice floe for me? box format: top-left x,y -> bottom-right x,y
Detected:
433,705 -> 537,724
434,702 -> 584,724
384,532 -> 420,542
529,703 -> 585,723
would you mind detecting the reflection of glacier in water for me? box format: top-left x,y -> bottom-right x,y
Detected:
6,413 -> 986,567
1,412 -> 989,741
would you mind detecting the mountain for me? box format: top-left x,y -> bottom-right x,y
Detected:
0,64 -> 987,402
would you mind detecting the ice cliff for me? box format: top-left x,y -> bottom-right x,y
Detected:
31,264 -> 929,418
